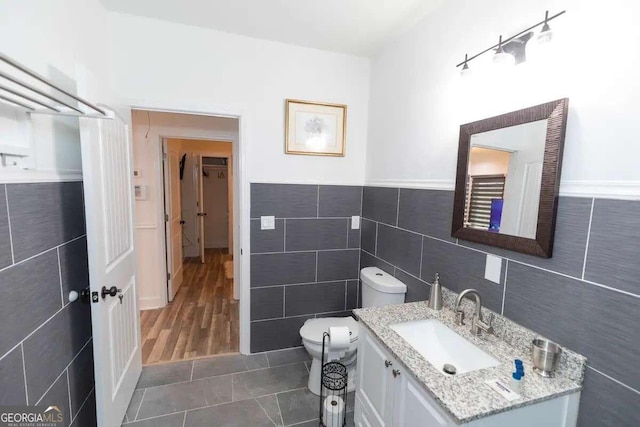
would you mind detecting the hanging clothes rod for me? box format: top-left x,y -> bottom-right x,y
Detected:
0,51 -> 108,117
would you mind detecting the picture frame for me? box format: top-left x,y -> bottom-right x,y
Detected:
285,99 -> 347,156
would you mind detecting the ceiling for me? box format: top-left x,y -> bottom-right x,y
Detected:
99,0 -> 441,56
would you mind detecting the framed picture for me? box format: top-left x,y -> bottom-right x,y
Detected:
285,99 -> 347,156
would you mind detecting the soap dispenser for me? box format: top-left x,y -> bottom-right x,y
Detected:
428,273 -> 443,310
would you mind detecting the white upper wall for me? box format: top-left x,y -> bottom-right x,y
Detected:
106,12 -> 371,186
365,0 -> 640,198
0,0 -> 110,183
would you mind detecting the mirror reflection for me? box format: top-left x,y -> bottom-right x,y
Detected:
463,119 -> 548,239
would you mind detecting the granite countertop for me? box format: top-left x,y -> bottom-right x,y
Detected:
353,301 -> 586,424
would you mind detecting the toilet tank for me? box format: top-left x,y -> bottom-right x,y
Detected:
360,267 -> 407,308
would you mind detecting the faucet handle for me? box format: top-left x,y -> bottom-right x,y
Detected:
455,308 -> 465,326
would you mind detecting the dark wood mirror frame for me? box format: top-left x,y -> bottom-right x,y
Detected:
451,98 -> 569,258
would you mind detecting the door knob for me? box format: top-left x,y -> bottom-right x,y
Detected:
180,220 -> 186,225
101,286 -> 121,299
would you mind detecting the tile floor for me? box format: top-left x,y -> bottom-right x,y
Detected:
122,347 -> 355,426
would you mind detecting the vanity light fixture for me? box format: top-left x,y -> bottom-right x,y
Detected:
537,11 -> 554,45
456,10 -> 565,75
492,36 -> 516,67
460,54 -> 472,77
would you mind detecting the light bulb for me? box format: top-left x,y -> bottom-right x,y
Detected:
493,49 -> 515,68
537,23 -> 554,45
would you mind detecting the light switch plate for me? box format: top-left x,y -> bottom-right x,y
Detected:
484,254 -> 502,284
261,216 -> 275,230
351,216 -> 360,230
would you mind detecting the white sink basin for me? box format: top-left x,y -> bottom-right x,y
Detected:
390,319 -> 500,375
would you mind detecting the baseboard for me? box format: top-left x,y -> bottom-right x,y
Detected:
139,296 -> 164,310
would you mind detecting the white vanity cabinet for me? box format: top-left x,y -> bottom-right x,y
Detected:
354,327 -> 581,427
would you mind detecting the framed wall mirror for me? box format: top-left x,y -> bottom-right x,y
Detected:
452,98 -> 569,258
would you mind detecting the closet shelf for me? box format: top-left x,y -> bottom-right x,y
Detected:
0,52 -> 109,119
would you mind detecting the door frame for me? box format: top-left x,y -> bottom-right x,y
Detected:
132,103 -> 250,355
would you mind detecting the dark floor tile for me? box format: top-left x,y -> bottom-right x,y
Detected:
232,363 -> 308,401
266,347 -> 310,367
285,282 -> 346,316
398,189 -> 454,241
37,373 -> 70,424
251,219 -> 285,254
251,252 -> 316,288
360,219 -> 377,255
23,302 -> 91,404
360,251 -> 394,275
0,185 -> 11,269
251,287 -> 284,320
277,388 -> 318,426
317,250 -> 360,281
185,399 -> 273,427
68,341 -> 95,418
256,394 -> 283,426
251,184 -> 318,218
376,224 -> 422,277
251,316 -> 314,353
577,367 -> 640,427
394,269 -> 430,303
124,412 -> 184,427
420,238 -> 504,312
125,389 -> 145,422
504,262 -> 640,390
0,249 -> 63,357
585,198 -> 640,294
192,354 -> 268,380
460,196 -> 592,278
0,346 -> 26,405
7,182 -> 85,262
136,376 -> 231,420
318,186 -> 362,218
362,187 -> 399,226
136,361 -> 192,389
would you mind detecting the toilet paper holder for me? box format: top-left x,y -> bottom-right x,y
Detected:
319,332 -> 348,427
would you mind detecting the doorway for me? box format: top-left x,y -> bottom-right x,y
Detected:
130,110 -> 241,365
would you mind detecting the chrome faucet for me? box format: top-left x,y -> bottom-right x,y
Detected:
454,289 -> 494,336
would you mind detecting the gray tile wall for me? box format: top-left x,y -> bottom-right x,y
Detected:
250,184 -> 362,352
361,186 -> 640,427
0,182 -> 96,427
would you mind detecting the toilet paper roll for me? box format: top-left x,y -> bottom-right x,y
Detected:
328,326 -> 350,350
323,395 -> 345,427
327,326 -> 351,362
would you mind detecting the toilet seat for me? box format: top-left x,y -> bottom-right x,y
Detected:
300,317 -> 359,345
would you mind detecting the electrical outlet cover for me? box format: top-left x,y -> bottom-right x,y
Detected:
484,254 -> 502,284
261,216 -> 275,230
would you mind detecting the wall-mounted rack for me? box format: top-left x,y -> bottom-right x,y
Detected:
0,52 -> 109,119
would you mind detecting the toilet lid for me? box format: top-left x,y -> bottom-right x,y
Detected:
300,317 -> 359,345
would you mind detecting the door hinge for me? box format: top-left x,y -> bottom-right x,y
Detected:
167,272 -> 171,281
163,152 -> 167,160
241,249 -> 243,255
197,238 -> 200,243
165,214 -> 169,222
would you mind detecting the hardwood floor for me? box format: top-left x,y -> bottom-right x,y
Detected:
140,248 -> 239,365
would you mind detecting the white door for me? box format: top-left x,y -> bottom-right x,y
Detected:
196,155 -> 206,263
163,140 -> 184,301
357,331 -> 396,427
80,111 -> 142,427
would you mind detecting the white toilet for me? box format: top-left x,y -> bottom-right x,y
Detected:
300,267 -> 407,395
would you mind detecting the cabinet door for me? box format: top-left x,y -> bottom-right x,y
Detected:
357,330 -> 396,427
392,370 -> 455,427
